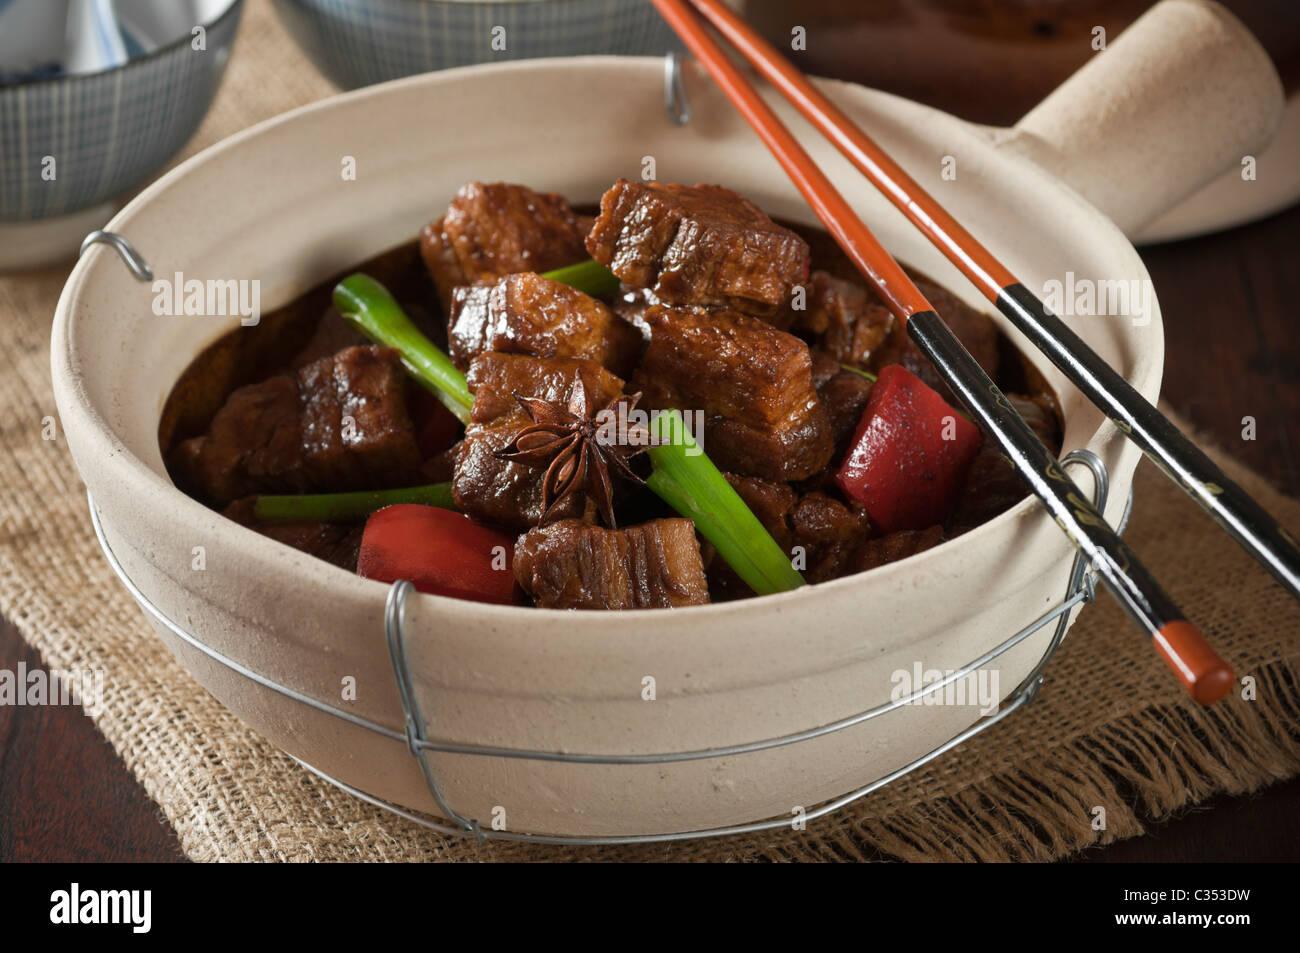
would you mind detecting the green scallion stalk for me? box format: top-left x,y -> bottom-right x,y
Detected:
645,410 -> 805,595
839,364 -> 877,382
333,274 -> 473,424
541,259 -> 620,297
253,483 -> 457,523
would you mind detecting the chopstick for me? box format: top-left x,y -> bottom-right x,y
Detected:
649,0 -> 1235,704
679,0 -> 1300,603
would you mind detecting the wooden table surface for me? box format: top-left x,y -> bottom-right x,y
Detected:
2,197 -> 1296,862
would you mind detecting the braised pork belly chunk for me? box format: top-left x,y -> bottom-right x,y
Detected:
809,350 -> 875,458
798,270 -> 895,366
301,345 -> 423,487
848,525 -> 946,574
174,374 -> 302,504
633,304 -> 832,482
709,472 -> 939,594
171,346 -> 422,505
454,353 -> 627,530
724,474 -> 870,586
464,351 -> 627,426
448,272 -> 643,376
514,518 -> 710,610
789,492 -> 877,582
420,181 -> 591,310
586,180 -> 809,315
798,269 -> 1000,399
949,394 -> 1061,535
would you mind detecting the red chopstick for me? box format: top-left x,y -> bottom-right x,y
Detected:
685,0 -> 1016,298
681,0 -> 1300,604
648,0 -> 1234,704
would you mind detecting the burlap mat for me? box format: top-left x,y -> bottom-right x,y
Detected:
2,0 -> 1298,862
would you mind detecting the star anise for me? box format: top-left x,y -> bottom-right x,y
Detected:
494,374 -> 657,528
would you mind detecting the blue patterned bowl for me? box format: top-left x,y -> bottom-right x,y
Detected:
271,0 -> 679,90
0,0 -> 243,223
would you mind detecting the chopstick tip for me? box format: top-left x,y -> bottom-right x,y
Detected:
1155,620 -> 1234,705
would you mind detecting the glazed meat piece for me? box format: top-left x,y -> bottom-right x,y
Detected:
514,518 -> 710,609
221,498 -> 363,571
799,270 -> 896,366
297,355 -> 359,489
263,521 -> 363,571
455,426 -> 596,530
454,353 -> 626,530
177,375 -> 304,504
174,346 -> 423,505
465,351 -> 627,425
845,525 -> 946,573
168,436 -> 207,495
633,305 -> 832,481
948,394 -> 1061,535
448,272 -> 643,376
420,182 -> 591,311
726,473 -> 798,543
790,492 -> 874,583
586,180 -> 809,315
800,270 -> 1000,399
810,350 -> 875,459
302,346 -> 423,487
721,469 -> 945,586
723,474 -> 870,586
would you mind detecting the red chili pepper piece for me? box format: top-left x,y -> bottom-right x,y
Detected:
357,504 -> 520,605
835,364 -> 981,533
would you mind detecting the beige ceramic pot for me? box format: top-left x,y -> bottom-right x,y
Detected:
51,0 -> 1282,839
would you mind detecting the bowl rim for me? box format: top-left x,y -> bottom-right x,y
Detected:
0,0 -> 243,94
53,54 -> 1162,626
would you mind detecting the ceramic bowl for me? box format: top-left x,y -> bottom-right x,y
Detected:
0,0 -> 242,224
271,0 -> 680,89
51,2 -> 1281,837
0,0 -> 243,271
